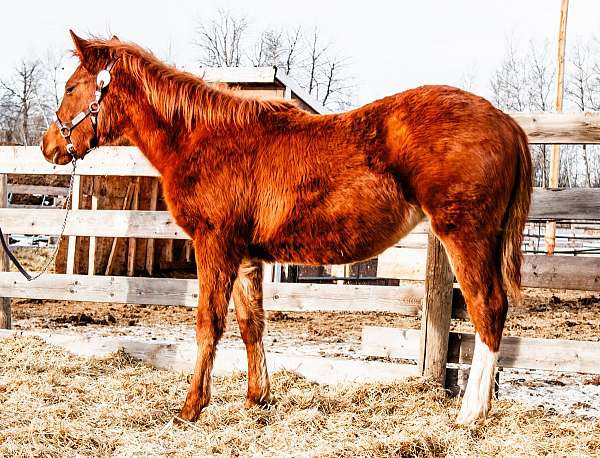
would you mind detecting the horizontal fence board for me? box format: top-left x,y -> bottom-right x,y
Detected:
522,255 -> 600,291
0,273 -> 423,314
530,188 -> 600,220
376,247 -> 427,280
0,146 -> 159,176
7,184 -> 69,196
511,111 -> 600,144
361,326 -> 600,374
4,113 -> 600,177
0,209 -> 189,239
376,252 -> 600,291
361,327 -> 421,360
267,282 -> 423,314
0,330 -> 417,384
454,333 -> 600,374
0,209 -> 429,242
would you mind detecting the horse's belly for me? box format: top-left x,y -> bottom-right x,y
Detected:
257,203 -> 423,266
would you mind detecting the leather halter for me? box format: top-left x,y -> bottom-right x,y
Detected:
54,59 -> 118,160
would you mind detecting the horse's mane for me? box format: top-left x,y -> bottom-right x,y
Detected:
85,38 -> 297,130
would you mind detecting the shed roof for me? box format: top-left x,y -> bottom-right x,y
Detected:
198,66 -> 329,115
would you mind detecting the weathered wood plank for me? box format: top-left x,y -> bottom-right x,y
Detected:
7,184 -> 69,196
522,255 -> 600,291
418,232 -> 454,383
88,178 -> 98,276
362,326 -> 600,374
0,208 -> 188,239
4,113 -> 600,179
66,175 -> 81,274
0,272 -> 424,313
530,188 -> 600,220
105,183 -> 135,275
0,330 -> 417,384
376,247 -> 427,280
267,282 -> 423,314
511,111 -> 600,144
0,146 -> 159,176
127,178 -> 140,276
145,179 -> 160,275
454,333 -> 600,374
0,175 -> 10,329
362,327 -> 421,360
199,66 -> 276,84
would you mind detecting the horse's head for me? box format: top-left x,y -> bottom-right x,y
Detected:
41,31 -> 121,164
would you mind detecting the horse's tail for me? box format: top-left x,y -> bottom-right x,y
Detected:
500,122 -> 532,305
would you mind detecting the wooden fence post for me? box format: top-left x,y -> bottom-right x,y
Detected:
0,174 -> 11,329
546,0 -> 569,255
88,177 -> 98,275
145,178 -> 159,275
418,230 -> 454,384
127,177 -> 140,277
66,175 -> 81,274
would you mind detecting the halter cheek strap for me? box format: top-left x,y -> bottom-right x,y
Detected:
54,58 -> 118,160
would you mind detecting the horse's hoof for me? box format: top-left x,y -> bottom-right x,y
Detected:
176,406 -> 201,424
455,404 -> 487,427
244,395 -> 272,409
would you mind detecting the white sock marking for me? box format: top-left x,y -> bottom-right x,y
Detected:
456,333 -> 497,425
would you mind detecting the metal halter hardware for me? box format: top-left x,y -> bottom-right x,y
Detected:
54,59 -> 118,160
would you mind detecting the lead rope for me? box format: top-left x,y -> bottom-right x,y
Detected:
0,157 -> 77,281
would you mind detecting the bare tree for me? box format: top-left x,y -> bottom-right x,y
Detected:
490,39 -> 554,187
194,11 -> 354,111
283,27 -> 302,74
195,9 -> 248,67
319,57 -> 354,110
251,28 -> 283,67
490,41 -> 528,112
0,59 -> 50,145
42,48 -> 66,111
457,66 -> 477,93
566,41 -> 598,187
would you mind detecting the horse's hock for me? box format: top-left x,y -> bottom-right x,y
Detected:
1,79 -> 600,393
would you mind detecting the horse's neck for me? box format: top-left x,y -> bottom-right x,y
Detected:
115,72 -> 235,174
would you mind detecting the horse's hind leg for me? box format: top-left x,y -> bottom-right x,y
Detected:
233,259 -> 271,407
432,227 -> 508,426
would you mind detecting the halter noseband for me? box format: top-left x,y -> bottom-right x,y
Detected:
54,59 -> 118,160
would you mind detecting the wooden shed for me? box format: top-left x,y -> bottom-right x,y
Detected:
57,67 -> 329,278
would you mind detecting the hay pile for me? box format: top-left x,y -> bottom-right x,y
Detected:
1,337 -> 598,457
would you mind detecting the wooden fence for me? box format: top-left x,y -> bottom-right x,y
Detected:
1,111 -> 600,387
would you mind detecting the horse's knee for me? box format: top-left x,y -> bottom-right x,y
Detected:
195,308 -> 227,342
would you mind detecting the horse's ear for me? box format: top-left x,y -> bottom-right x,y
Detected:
70,30 -> 108,72
70,30 -> 90,60
111,35 -> 120,41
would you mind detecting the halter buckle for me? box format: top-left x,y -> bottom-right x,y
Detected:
60,126 -> 71,138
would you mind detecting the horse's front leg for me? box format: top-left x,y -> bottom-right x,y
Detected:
178,236 -> 240,422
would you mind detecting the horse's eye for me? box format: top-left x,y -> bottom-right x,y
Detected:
66,85 -> 76,95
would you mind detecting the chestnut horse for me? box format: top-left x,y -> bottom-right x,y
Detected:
42,32 -> 532,426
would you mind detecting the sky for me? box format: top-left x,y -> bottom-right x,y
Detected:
1,0 -> 600,107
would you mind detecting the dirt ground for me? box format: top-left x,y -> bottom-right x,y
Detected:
3,250 -> 600,455
11,287 -> 600,344
1,336 -> 599,458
